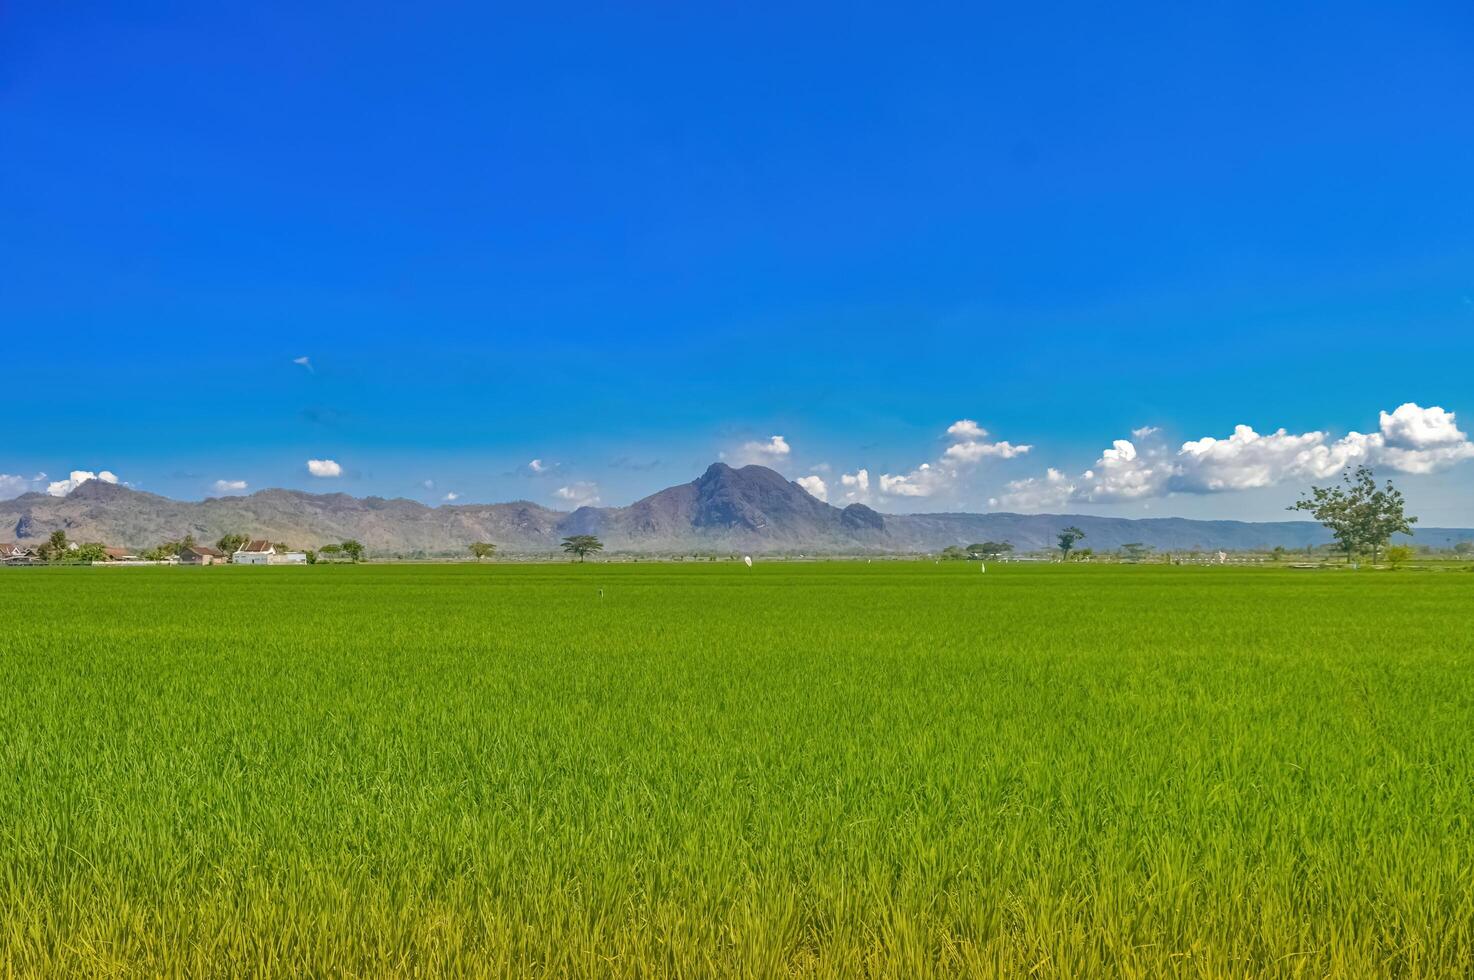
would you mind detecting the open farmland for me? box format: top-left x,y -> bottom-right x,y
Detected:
2,562 -> 1472,977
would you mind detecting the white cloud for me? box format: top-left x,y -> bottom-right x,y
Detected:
306,459 -> 342,478
735,435 -> 791,464
946,419 -> 988,440
999,403 -> 1474,511
839,468 -> 871,504
46,470 -> 119,497
997,468 -> 1078,511
212,479 -> 248,494
796,475 -> 828,501
529,459 -> 548,473
879,419 -> 1032,499
943,439 -> 1032,462
554,482 -> 601,508
1131,425 -> 1160,439
293,356 -> 313,371
0,473 -> 44,499
422,479 -> 435,490
876,464 -> 944,498
443,492 -> 460,502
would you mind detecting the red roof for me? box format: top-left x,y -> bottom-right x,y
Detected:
239,539 -> 274,553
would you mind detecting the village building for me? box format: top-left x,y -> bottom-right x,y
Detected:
0,543 -> 37,563
104,547 -> 139,562
271,551 -> 309,565
233,539 -> 276,565
178,545 -> 225,566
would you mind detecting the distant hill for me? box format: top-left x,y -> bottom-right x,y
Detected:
3,463 -> 1470,555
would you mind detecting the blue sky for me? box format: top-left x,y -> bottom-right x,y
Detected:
4,2 -> 1474,522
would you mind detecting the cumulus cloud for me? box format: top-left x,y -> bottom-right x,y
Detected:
839,468 -> 871,504
529,459 -> 549,473
878,419 -> 1032,499
733,435 -> 791,464
212,479 -> 248,494
443,492 -> 460,502
554,482 -> 601,507
946,419 -> 988,440
998,403 -> 1474,511
306,459 -> 342,478
796,475 -> 828,501
47,470 -> 119,497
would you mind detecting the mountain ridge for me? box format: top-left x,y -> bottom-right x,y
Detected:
3,463 -> 1470,554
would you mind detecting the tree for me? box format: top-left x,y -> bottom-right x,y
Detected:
1270,546 -> 1287,562
181,533 -> 197,549
967,541 -> 1013,559
217,533 -> 247,557
561,535 -> 604,562
940,545 -> 967,560
1385,544 -> 1414,569
272,542 -> 290,554
1119,542 -> 1152,563
1455,541 -> 1474,558
1290,466 -> 1416,564
41,530 -> 69,561
469,542 -> 497,561
1057,527 -> 1085,561
339,540 -> 365,563
71,542 -> 108,563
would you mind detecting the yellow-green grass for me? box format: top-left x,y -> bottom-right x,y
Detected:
1,563 -> 1471,977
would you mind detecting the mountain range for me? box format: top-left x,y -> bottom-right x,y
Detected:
3,463 -> 1470,555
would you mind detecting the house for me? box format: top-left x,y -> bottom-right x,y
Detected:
270,551 -> 309,565
104,547 -> 139,562
233,539 -> 276,565
178,545 -> 225,566
0,543 -> 37,563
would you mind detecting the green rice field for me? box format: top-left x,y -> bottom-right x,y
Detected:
2,562 -> 1472,977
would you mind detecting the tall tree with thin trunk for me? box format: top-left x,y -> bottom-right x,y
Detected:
1289,466 -> 1415,564
1057,527 -> 1085,562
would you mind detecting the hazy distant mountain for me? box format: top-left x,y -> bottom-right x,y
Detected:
3,463 -> 1469,555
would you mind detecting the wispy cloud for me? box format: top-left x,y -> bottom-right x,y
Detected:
554,482 -> 601,507
877,420 -> 1032,500
292,355 -> 314,372
0,472 -> 45,500
212,479 -> 248,494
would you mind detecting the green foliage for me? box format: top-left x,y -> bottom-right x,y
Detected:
2,564 -> 1472,976
39,530 -> 70,562
1057,526 -> 1085,560
216,533 -> 248,556
1270,546 -> 1287,562
1385,544 -> 1415,569
967,541 -> 1013,559
560,535 -> 603,561
939,545 -> 967,560
69,542 -> 109,563
339,540 -> 365,562
1119,542 -> 1152,563
1455,541 -> 1473,557
469,542 -> 497,561
1290,466 -> 1417,563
